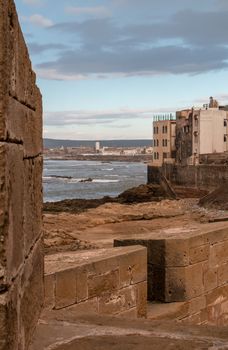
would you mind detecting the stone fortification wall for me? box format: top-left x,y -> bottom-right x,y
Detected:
44,247 -> 147,319
115,226 -> 228,326
0,0 -> 43,349
148,163 -> 228,190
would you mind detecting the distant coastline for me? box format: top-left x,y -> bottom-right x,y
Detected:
44,154 -> 152,163
44,138 -> 152,149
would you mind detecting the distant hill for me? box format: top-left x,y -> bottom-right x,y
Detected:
44,138 -> 152,149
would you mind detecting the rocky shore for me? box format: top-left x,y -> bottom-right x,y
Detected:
43,183 -> 220,255
43,183 -> 208,214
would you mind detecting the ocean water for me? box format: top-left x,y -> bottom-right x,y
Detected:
43,159 -> 147,202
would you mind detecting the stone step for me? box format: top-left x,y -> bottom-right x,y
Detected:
44,246 -> 147,318
29,310 -> 228,350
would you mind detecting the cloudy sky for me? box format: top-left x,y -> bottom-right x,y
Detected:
15,0 -> 228,140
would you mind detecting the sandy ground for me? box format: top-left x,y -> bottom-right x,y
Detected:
44,198 -> 228,254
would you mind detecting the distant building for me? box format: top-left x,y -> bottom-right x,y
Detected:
152,114 -> 176,166
95,141 -> 100,153
176,99 -> 228,165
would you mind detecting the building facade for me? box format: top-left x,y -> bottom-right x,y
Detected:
176,105 -> 228,165
152,115 -> 176,166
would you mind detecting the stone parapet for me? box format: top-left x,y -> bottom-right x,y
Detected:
115,226 -> 228,325
0,0 -> 43,348
148,163 -> 228,190
44,246 -> 147,319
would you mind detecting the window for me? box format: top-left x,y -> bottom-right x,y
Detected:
224,135 -> 227,143
157,140 -> 159,147
153,127 -> 156,134
224,120 -> 227,127
184,125 -> 190,133
165,126 -> 168,133
156,126 -> 159,134
163,152 -> 167,159
157,152 -> 159,159
163,139 -> 168,147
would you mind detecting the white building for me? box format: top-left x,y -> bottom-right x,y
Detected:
95,141 -> 100,153
176,104 -> 228,165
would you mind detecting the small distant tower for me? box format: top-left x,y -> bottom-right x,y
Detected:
209,96 -> 219,108
95,141 -> 100,153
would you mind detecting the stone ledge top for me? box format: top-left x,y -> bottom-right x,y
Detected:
45,246 -> 146,275
115,222 -> 228,241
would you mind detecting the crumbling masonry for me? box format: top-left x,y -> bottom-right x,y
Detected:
0,0 -> 43,348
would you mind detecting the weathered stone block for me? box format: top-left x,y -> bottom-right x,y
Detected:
154,263 -> 204,302
218,263 -> 228,286
0,1 -> 42,153
219,300 -> 228,326
20,240 -> 44,348
189,244 -> 209,264
88,269 -> 119,298
0,294 -> 8,350
165,267 -> 187,302
206,228 -> 228,245
55,269 -> 76,309
189,233 -> 207,248
0,142 -> 24,284
188,295 -> 206,315
185,263 -> 204,299
165,239 -> 189,267
147,240 -> 165,265
76,267 -> 88,303
206,285 -> 228,307
206,304 -> 221,325
65,297 -> 98,315
98,285 -> 137,315
209,241 -> 228,267
203,265 -> 217,292
0,0 -> 39,111
0,1 -> 43,348
44,274 -> 55,309
23,156 -> 42,256
118,247 -> 147,288
87,256 -> 118,276
136,281 -> 147,318
6,97 -> 42,157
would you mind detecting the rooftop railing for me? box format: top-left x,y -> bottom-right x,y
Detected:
153,113 -> 176,121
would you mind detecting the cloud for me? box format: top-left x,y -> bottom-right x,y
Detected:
23,0 -> 43,5
28,42 -> 68,55
36,44 -> 228,80
44,108 -> 174,127
66,6 -> 111,18
33,8 -> 228,80
29,14 -> 53,28
216,0 -> 228,9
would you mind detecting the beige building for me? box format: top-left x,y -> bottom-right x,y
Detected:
176,101 -> 228,165
152,115 -> 176,166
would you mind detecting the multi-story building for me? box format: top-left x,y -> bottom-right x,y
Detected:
176,99 -> 228,165
152,114 -> 176,166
